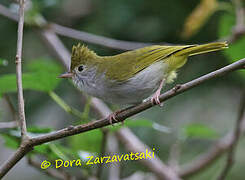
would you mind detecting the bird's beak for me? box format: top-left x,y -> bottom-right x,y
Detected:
58,72 -> 73,78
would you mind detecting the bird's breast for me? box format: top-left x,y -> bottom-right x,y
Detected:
74,61 -> 170,105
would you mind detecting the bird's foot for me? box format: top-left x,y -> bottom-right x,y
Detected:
108,112 -> 119,125
108,105 -> 135,125
151,91 -> 164,107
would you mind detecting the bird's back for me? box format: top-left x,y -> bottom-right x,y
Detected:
97,42 -> 227,82
98,45 -> 193,82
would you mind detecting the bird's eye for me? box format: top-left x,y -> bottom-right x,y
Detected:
78,66 -> 84,72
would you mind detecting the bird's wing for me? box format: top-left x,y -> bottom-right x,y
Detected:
102,45 -> 192,82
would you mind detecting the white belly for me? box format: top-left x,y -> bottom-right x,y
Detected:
74,61 -> 169,105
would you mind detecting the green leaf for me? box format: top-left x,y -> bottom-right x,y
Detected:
32,143 -> 80,161
26,59 -> 61,73
33,144 -> 50,154
50,144 -> 80,160
69,129 -> 103,153
218,12 -> 245,77
27,126 -> 53,133
0,134 -> 20,149
182,123 -> 218,140
0,59 -> 62,96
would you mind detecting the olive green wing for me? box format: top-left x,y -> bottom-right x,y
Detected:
102,45 -> 192,82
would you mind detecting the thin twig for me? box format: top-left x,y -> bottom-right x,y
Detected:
107,132 -> 121,180
96,129 -> 108,179
227,0 -> 245,43
0,142 -> 32,178
48,91 -> 84,120
0,58 -> 243,179
217,91 -> 245,180
38,19 -> 181,180
0,121 -> 18,129
0,4 -> 18,21
168,141 -> 181,172
90,98 -> 179,180
50,23 -> 156,51
38,29 -> 70,70
116,128 -> 181,180
0,95 -> 18,129
0,3 -> 244,51
3,95 -> 18,122
25,59 -> 243,145
15,0 -> 27,139
179,92 -> 245,178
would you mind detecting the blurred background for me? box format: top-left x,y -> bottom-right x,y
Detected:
0,0 -> 244,179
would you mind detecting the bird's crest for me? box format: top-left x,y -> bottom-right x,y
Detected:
70,44 -> 98,71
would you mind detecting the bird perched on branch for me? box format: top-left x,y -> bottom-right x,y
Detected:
59,42 -> 228,122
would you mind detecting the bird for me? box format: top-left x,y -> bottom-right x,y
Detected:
59,42 -> 228,122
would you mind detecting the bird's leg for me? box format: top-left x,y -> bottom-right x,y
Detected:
151,78 -> 166,106
108,105 -> 134,125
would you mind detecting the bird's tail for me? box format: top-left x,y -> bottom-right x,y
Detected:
175,42 -> 228,57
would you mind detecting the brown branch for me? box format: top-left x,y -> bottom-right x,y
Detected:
37,15 -> 180,180
96,129 -> 108,179
37,24 -> 180,179
117,128 -> 181,180
0,142 -> 32,178
50,23 -> 155,50
217,91 -> 245,180
15,0 -> 27,139
107,132 -> 121,180
227,0 -> 245,43
38,29 -> 70,70
0,4 -> 18,21
178,91 -> 245,178
0,121 -> 18,129
168,141 -> 181,172
1,3 -> 243,52
0,58 -> 244,179
0,95 -> 18,129
3,95 -> 18,122
90,98 -> 180,180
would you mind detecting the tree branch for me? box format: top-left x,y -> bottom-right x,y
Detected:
178,91 -> 245,178
38,29 -> 70,70
37,15 -> 181,180
217,91 -> 245,180
107,132 -> 121,180
116,128 -> 181,180
0,142 -> 32,178
0,3 -> 244,51
0,121 -> 18,129
3,95 -> 18,122
20,58 -> 241,145
38,20 -> 182,180
0,58 -> 244,178
227,0 -> 245,43
15,0 -> 27,139
50,23 -> 156,50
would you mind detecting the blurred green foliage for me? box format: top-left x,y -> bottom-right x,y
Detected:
219,12 -> 245,78
0,60 -> 62,98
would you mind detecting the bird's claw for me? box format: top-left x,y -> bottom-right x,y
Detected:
151,94 -> 164,107
108,113 -> 118,125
